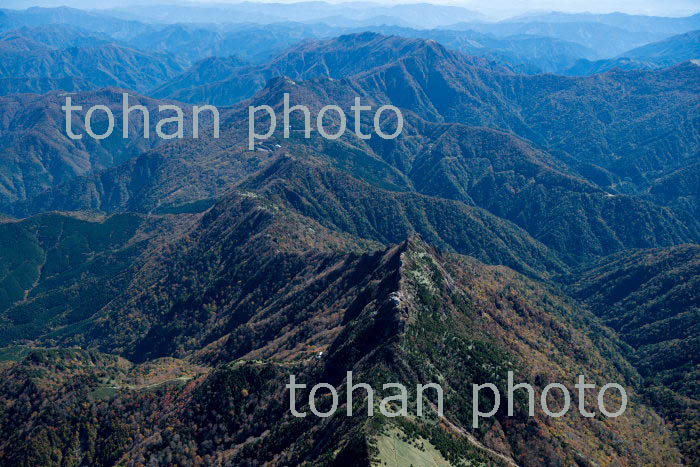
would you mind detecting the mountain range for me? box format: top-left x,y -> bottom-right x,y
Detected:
567,28 -> 700,75
2,6 -> 700,82
0,4 -> 699,466
567,245 -> 700,460
0,205 -> 684,465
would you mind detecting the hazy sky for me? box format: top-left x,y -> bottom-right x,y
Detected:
468,0 -> 697,16
4,0 -> 699,18
254,0 -> 699,15
466,0 -> 698,17
155,0 -> 700,17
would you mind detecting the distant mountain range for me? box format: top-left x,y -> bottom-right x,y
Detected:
505,11 -> 700,34
0,39 -> 183,92
624,28 -> 700,64
152,33 -> 511,105
4,34 -> 700,258
2,6 -> 700,79
105,2 -> 485,29
568,29 -> 700,75
0,6 -> 152,38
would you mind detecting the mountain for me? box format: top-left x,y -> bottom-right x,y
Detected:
480,33 -> 595,73
0,89 -> 193,206
0,149 -> 565,358
505,11 -> 700,36
108,2 -> 483,29
149,55 -> 249,99
351,26 -> 597,74
126,24 -> 225,65
0,6 -> 154,39
453,20 -> 670,57
195,33 -> 700,195
649,161 -> 700,219
8,40 -> 700,267
0,155 -> 567,347
238,156 -> 567,276
0,10 -> 256,67
8,188 -> 380,357
2,6 -> 699,65
300,69 -> 699,263
566,29 -> 700,75
0,30 -> 185,94
567,245 -> 700,460
0,76 -> 91,95
1,23 -> 699,465
15,73 -> 699,268
0,24 -> 110,49
109,20 -> 597,75
623,29 -> 700,64
385,121 -> 697,263
0,12 -> 596,77
0,211 -> 187,345
154,32 -> 506,105
565,57 -> 659,75
154,28 -> 600,105
0,229 -> 682,465
127,22 -> 337,65
461,12 -> 700,57
333,39 -> 700,189
0,140 -> 273,218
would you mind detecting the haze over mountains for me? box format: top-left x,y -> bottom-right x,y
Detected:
567,28 -> 700,74
1,4 -> 700,76
0,2 -> 699,466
